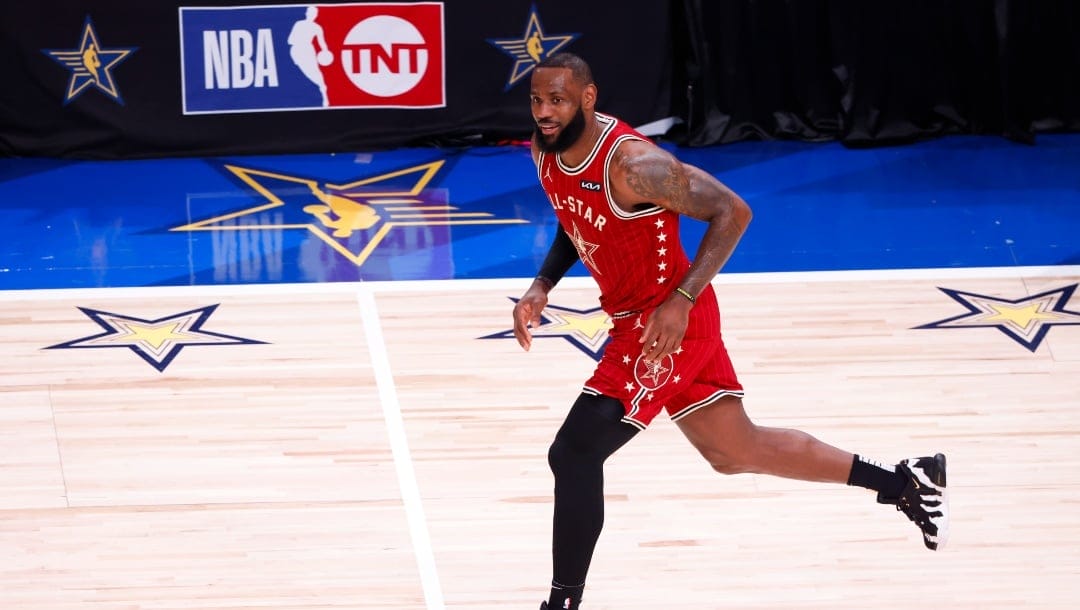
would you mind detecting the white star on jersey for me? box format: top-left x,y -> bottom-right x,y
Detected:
569,222 -> 602,275
654,219 -> 670,285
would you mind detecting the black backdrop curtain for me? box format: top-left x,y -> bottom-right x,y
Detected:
675,0 -> 1080,147
2,0 -> 1078,157
0,0 -> 674,159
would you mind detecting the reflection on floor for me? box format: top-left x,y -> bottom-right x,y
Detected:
1,133 -> 1078,290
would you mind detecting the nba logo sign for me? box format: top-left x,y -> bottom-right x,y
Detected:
179,2 -> 445,114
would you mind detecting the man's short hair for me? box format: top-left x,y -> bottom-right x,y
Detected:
536,52 -> 594,86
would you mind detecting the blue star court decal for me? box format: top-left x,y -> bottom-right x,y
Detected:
172,160 -> 526,268
487,4 -> 580,91
914,284 -> 1080,352
42,15 -> 136,105
480,299 -> 612,360
45,305 -> 266,372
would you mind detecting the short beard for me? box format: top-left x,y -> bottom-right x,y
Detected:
534,106 -> 586,153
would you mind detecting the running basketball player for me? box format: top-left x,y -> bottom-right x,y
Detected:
512,53 -> 949,610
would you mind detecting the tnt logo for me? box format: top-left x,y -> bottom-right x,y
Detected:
180,3 -> 445,114
342,16 -> 428,97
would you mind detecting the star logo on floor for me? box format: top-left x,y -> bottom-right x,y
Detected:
45,305 -> 266,371
172,160 -> 526,272
480,300 -> 612,360
914,284 -> 1080,352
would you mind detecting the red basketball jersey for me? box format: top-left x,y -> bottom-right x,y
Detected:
537,113 -> 743,426
537,113 -> 690,316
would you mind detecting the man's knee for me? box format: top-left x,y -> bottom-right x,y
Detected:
698,434 -> 757,475
547,436 -> 583,477
548,394 -> 638,477
707,455 -> 751,476
676,398 -> 758,475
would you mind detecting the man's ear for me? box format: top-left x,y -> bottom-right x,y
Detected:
582,83 -> 598,111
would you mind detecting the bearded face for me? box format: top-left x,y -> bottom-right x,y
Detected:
534,104 -> 587,153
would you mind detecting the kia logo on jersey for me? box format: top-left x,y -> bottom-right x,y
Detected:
179,2 -> 445,114
580,180 -> 602,191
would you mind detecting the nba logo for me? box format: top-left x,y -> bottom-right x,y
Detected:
180,2 -> 445,114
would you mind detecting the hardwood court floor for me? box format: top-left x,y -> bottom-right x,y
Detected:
2,265 -> 1078,609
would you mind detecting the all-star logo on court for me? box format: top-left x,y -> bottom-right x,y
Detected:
487,4 -> 580,91
45,305 -> 265,372
915,284 -> 1080,352
481,300 -> 612,361
172,161 -> 526,268
42,16 -> 137,105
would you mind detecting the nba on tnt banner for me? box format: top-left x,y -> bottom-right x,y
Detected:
179,2 -> 445,114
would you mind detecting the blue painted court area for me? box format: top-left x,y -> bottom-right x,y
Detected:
0,134 -> 1077,290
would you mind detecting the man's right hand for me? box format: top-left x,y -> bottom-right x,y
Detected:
512,280 -> 551,351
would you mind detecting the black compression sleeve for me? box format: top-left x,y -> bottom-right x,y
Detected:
537,224 -> 579,288
547,393 -> 639,600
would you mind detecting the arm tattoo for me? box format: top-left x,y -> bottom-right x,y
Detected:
619,150 -> 690,209
615,146 -> 752,297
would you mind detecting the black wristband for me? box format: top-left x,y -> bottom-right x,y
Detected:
536,224 -> 579,287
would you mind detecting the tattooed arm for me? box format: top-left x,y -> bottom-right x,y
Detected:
608,139 -> 752,360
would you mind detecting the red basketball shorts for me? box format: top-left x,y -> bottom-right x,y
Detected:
582,288 -> 743,430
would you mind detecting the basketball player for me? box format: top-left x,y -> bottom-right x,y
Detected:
512,53 -> 949,610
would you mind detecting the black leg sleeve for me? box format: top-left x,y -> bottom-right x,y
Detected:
547,393 -> 639,592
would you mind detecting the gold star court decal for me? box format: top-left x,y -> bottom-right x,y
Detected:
45,305 -> 266,371
480,299 -> 612,360
914,284 -> 1080,352
172,160 -> 526,268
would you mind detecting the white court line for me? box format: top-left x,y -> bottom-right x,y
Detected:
357,286 -> 445,610
3,263 -> 1076,604
1,264 -> 1077,301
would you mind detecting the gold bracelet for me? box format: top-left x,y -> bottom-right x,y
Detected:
674,287 -> 696,304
